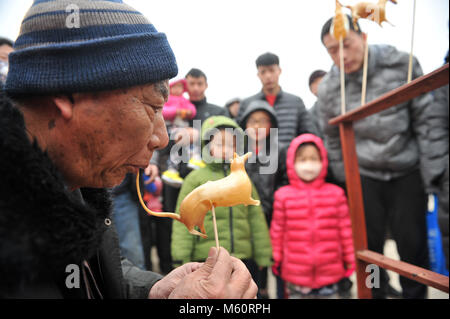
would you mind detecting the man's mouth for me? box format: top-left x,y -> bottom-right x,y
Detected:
125,164 -> 148,173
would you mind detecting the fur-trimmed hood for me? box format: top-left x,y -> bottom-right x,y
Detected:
0,92 -> 111,294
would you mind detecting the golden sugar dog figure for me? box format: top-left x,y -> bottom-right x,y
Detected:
136,152 -> 260,238
346,0 -> 397,30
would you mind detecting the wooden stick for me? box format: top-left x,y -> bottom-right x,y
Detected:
407,0 -> 417,83
340,38 -> 346,114
361,34 -> 369,106
211,203 -> 220,251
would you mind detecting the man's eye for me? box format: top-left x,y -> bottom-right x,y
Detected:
149,105 -> 160,112
144,102 -> 161,113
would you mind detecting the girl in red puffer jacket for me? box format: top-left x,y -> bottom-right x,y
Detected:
270,134 -> 355,299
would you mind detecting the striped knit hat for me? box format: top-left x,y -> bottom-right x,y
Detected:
5,0 -> 178,95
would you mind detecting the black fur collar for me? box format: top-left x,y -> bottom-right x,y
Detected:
0,93 -> 111,291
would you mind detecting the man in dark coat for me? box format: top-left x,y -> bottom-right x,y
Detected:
317,15 -> 443,299
0,0 -> 257,299
237,52 -> 318,148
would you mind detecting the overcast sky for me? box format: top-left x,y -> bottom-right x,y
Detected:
1,0 -> 448,109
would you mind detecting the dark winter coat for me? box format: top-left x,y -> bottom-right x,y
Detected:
431,82 -> 449,268
189,97 -> 228,124
238,100 -> 279,224
0,93 -> 162,298
316,45 -> 441,191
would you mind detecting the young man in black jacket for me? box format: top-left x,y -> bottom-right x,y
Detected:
237,52 -> 318,148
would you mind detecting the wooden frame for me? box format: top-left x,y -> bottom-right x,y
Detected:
329,63 -> 449,298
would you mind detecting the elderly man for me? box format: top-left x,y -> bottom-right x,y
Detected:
0,0 -> 257,299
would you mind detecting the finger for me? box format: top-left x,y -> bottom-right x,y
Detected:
148,168 -> 156,183
242,279 -> 258,299
200,247 -> 233,290
185,262 -> 204,273
228,257 -> 253,298
196,247 -> 219,276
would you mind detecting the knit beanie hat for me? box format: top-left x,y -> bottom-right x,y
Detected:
4,0 -> 178,95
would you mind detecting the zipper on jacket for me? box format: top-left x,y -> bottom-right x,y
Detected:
223,163 -> 234,253
308,188 -> 316,287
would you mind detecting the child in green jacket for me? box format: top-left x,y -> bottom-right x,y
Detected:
171,116 -> 273,290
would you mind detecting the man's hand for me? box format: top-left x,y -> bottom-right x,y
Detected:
149,262 -> 203,299
144,163 -> 159,183
149,247 -> 258,299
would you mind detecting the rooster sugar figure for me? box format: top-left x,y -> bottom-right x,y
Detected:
136,152 -> 260,239
346,0 -> 397,30
343,0 -> 397,104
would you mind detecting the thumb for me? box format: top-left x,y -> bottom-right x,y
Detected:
197,247 -> 218,276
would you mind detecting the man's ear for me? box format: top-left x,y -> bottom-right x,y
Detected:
52,95 -> 74,120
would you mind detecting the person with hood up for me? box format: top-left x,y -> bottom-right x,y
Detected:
171,116 -> 273,292
239,99 -> 279,298
161,78 -> 203,188
270,134 -> 355,299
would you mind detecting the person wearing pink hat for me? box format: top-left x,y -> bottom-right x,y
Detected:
162,78 -> 204,187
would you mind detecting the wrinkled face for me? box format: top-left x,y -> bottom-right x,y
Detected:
323,30 -> 366,74
257,64 -> 281,92
0,44 -> 13,63
57,82 -> 169,188
246,111 -> 272,142
209,129 -> 237,161
186,75 -> 207,101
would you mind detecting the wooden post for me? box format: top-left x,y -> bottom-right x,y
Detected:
339,122 -> 372,299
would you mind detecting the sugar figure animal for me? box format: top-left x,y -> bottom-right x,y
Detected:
136,152 -> 260,238
346,0 -> 397,30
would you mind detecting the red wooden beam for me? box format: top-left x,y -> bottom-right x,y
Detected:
339,122 -> 372,299
356,250 -> 449,293
329,63 -> 449,125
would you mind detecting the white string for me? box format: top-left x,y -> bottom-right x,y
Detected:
408,0 -> 417,83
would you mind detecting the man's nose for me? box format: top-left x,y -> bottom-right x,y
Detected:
148,113 -> 169,151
